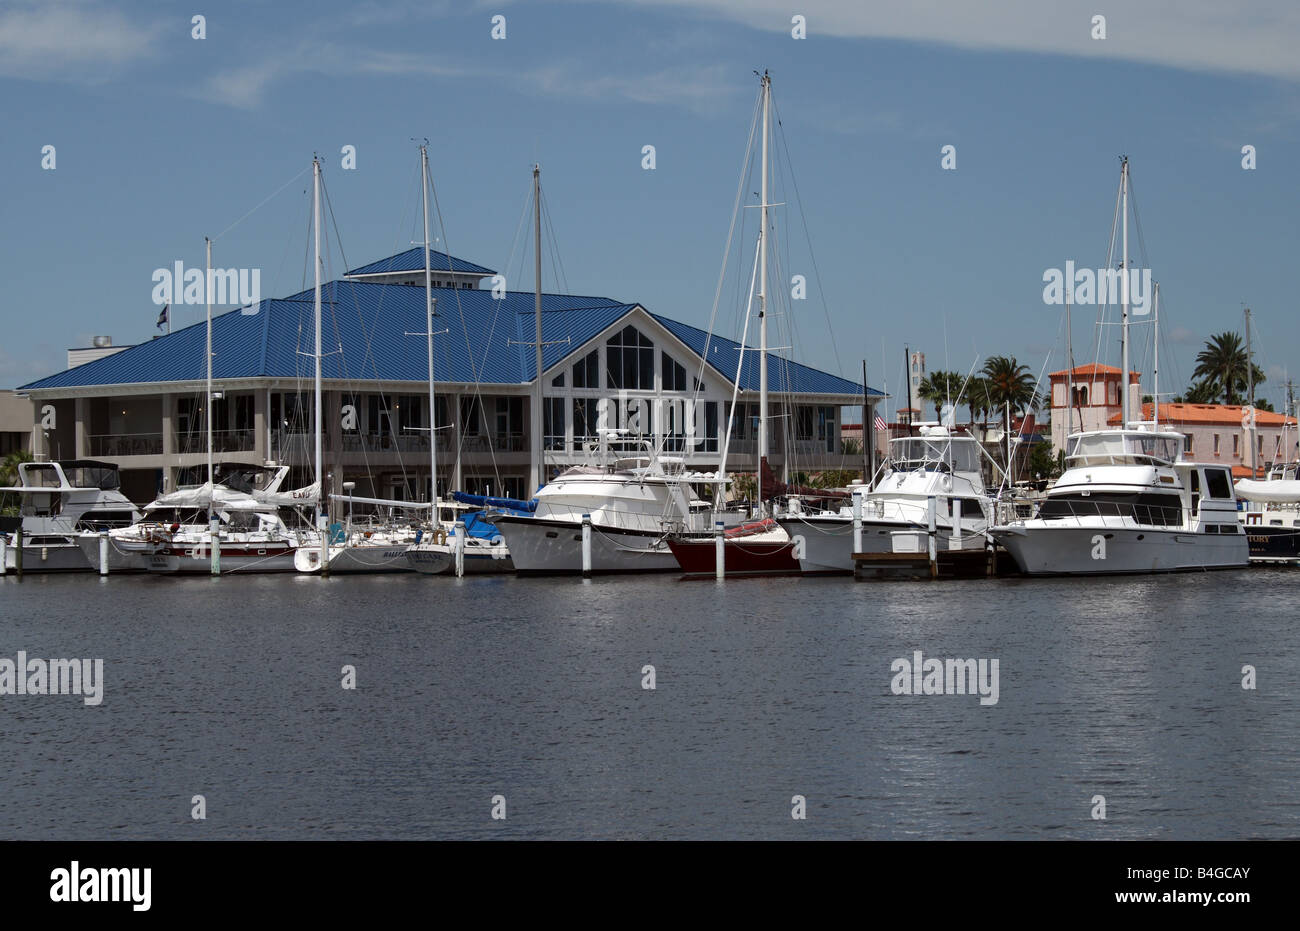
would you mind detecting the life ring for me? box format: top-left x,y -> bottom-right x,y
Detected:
432,527 -> 447,546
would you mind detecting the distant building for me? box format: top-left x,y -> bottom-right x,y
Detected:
67,336 -> 132,369
0,390 -> 34,456
1108,403 -> 1298,478
1047,364 -> 1142,452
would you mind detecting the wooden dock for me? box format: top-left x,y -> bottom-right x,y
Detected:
852,546 -> 1016,580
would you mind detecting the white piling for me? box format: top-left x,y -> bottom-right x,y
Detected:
926,495 -> 938,575
0,535 -> 7,575
209,516 -> 221,576
454,520 -> 466,578
98,532 -> 109,576
852,489 -> 864,554
581,514 -> 592,578
715,520 -> 725,580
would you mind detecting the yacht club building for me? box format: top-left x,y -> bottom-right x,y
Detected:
18,248 -> 880,505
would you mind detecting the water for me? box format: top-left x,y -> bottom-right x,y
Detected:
1,569 -> 1297,839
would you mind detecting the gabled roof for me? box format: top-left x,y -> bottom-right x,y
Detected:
346,248 -> 495,278
649,314 -> 873,398
21,281 -> 629,389
21,277 -> 872,400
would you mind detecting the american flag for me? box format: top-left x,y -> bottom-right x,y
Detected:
873,415 -> 887,432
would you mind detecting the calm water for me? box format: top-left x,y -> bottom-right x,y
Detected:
1,569 -> 1297,839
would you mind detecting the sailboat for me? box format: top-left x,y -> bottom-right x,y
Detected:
989,158 -> 1249,574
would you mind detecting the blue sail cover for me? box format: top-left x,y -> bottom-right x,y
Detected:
451,492 -> 537,513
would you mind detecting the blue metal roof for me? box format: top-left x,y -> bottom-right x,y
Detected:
21,273 -> 875,400
346,247 -> 495,278
651,314 -> 874,398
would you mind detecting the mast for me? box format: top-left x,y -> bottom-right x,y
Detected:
757,71 -> 771,514
530,164 -> 543,494
205,236 -> 213,500
862,359 -> 873,485
421,145 -> 438,508
1120,156 -> 1131,429
1246,306 -> 1254,476
1065,297 -> 1073,438
904,345 -> 912,435
1152,282 -> 1159,428
313,156 -> 326,565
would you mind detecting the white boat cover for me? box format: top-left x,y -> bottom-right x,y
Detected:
1235,479 -> 1300,504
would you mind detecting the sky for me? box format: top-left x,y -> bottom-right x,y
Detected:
2,0 -> 1298,416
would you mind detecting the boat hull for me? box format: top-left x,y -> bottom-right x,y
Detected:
404,543 -> 512,574
295,544 -> 413,574
3,539 -> 92,573
146,542 -> 299,574
666,538 -> 799,576
777,517 -> 986,574
992,524 -> 1248,575
1242,525 -> 1300,564
493,516 -> 678,575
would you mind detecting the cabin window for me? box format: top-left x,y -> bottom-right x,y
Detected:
1204,469 -> 1232,499
1038,492 -> 1183,526
606,326 -> 654,390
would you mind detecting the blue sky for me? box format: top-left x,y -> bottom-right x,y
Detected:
2,0 -> 1298,415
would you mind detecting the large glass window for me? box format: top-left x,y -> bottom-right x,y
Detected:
573,397 -> 598,444
662,352 -> 687,392
543,397 -> 565,450
606,326 -> 654,390
572,350 -> 598,389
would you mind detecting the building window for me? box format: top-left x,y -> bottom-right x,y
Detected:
459,397 -> 484,436
1233,434 -> 1239,455
606,325 -> 654,390
573,397 -> 598,444
572,349 -> 598,389
817,406 -> 835,452
551,372 -> 565,388
703,401 -> 719,453
543,397 -> 565,451
796,406 -> 814,441
1213,433 -> 1220,455
662,352 -> 687,392
494,397 -> 523,449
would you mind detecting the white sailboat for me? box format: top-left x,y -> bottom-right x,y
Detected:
989,158 -> 1249,574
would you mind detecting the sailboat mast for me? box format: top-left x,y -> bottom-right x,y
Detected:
531,164 -> 543,494
1120,156 -> 1131,429
421,145 -> 438,508
1065,297 -> 1073,437
1246,306 -> 1254,476
757,71 -> 770,512
313,156 -> 324,528
1152,282 -> 1159,428
205,236 -> 213,500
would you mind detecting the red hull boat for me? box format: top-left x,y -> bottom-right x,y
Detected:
667,518 -> 801,576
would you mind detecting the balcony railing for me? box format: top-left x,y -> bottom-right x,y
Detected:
88,433 -> 163,457
175,429 -> 256,455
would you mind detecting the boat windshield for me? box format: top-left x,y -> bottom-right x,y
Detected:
888,437 -> 981,473
1066,431 -> 1181,466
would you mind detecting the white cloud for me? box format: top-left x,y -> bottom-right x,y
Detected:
588,0 -> 1300,81
0,2 -> 161,81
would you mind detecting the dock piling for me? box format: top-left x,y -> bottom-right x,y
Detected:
581,514 -> 592,578
98,532 -> 109,576
714,520 -> 725,580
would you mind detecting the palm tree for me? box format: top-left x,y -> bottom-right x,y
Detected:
1192,331 -> 1266,405
1,449 -> 33,516
917,370 -> 965,420
983,356 -> 1039,469
1182,379 -> 1219,405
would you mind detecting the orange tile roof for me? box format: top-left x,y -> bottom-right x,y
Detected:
1049,364 -> 1140,379
1106,402 -> 1298,426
